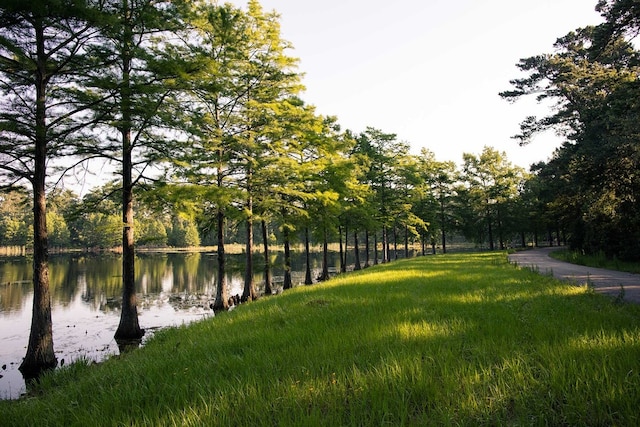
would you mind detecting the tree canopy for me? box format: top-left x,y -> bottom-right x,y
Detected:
3,0 -> 640,378
502,0 -> 640,260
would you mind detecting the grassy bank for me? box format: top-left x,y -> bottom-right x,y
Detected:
550,248 -> 640,274
2,252 -> 639,426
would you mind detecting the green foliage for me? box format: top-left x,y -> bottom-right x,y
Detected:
2,252 -> 639,425
460,147 -> 526,250
135,217 -> 168,247
46,211 -> 70,247
0,191 -> 30,246
502,6 -> 640,259
82,213 -> 121,248
168,217 -> 200,248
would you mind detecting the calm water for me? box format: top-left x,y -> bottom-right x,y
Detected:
0,250 -> 342,400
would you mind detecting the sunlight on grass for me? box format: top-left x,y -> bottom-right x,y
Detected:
2,252 -> 640,426
393,318 -> 469,342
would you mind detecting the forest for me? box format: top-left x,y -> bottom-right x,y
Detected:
1,0 -> 639,377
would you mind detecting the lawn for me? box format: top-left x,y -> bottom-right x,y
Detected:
550,248 -> 640,274
2,252 -> 639,426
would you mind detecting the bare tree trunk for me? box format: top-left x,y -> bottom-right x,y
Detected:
364,229 -> 370,268
373,232 -> 379,265
404,225 -> 409,258
487,204 -> 495,250
319,227 -> 330,281
212,209 -> 229,310
20,20 -> 57,378
353,231 -> 361,270
343,225 -> 348,271
261,220 -> 273,295
338,225 -> 345,273
440,198 -> 447,254
304,227 -> 313,285
497,206 -> 505,250
114,176 -> 144,341
382,226 -> 388,263
242,193 -> 256,302
242,215 -> 256,302
393,226 -> 398,260
283,226 -> 292,290
21,183 -> 57,377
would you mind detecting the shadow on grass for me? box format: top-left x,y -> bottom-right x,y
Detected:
5,252 -> 640,425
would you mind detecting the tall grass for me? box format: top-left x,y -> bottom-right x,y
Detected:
550,248 -> 640,274
2,252 -> 639,426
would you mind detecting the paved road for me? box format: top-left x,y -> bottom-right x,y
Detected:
508,247 -> 640,304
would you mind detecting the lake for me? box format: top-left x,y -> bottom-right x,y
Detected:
0,249 -> 348,400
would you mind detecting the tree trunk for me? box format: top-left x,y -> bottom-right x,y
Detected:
242,218 -> 256,302
319,227 -> 330,281
497,206 -> 505,250
364,229 -> 370,268
114,179 -> 144,341
487,204 -> 495,250
343,225 -> 348,272
283,226 -> 292,290
212,209 -> 229,310
440,197 -> 447,254
373,232 -> 379,265
261,220 -> 273,295
304,227 -> 313,285
382,226 -> 388,263
404,225 -> 409,258
353,231 -> 361,271
242,195 -> 256,302
393,226 -> 398,260
21,183 -> 57,378
115,13 -> 143,341
338,225 -> 345,273
20,25 -> 57,375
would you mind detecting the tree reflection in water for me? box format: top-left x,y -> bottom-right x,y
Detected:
0,250 -> 341,400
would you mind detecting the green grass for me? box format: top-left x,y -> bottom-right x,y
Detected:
550,249 -> 640,274
2,252 -> 640,426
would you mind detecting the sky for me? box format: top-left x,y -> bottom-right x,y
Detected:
228,0 -> 604,169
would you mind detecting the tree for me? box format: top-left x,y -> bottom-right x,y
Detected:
502,15 -> 640,259
0,190 -> 30,246
173,0 -> 302,303
46,188 -> 76,248
174,2 -> 248,310
253,99 -> 324,288
415,149 -> 458,254
169,216 -> 200,247
354,128 -> 411,263
83,0 -> 189,340
0,0 -> 98,377
235,0 -> 303,301
462,147 -> 524,250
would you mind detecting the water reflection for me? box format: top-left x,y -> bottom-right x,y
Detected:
1,247 -> 423,399
0,249 -> 349,399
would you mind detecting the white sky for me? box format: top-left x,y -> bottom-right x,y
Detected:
230,0 -> 604,169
